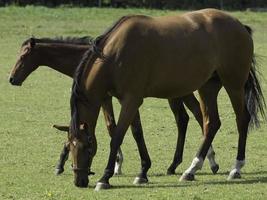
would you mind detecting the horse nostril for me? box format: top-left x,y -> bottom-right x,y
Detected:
9,77 -> 14,84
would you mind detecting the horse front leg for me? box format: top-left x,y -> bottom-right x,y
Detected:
130,111 -> 151,184
101,96 -> 124,175
95,96 -> 143,191
55,142 -> 69,175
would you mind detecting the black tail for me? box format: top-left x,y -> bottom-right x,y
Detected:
244,25 -> 266,128
245,57 -> 266,128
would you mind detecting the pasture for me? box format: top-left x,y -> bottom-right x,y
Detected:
0,6 -> 267,200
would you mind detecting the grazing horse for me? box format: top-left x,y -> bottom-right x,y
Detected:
69,9 -> 265,189
9,37 -> 219,176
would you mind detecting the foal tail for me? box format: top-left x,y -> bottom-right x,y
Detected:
244,25 -> 266,128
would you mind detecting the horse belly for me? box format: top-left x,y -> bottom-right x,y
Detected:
144,62 -> 215,98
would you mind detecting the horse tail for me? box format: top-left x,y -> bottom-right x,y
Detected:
245,57 -> 266,128
244,25 -> 266,128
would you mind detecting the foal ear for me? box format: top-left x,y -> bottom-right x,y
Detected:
53,124 -> 69,132
29,38 -> 36,48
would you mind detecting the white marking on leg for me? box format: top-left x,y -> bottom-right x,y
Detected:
184,157 -> 204,175
114,149 -> 123,175
228,159 -> 245,180
207,147 -> 217,168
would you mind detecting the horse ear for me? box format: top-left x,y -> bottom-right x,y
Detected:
53,124 -> 69,132
29,38 -> 35,48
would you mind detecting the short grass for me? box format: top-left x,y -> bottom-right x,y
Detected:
0,6 -> 267,200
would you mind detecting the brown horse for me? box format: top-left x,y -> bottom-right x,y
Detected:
9,37 -> 219,177
69,9 -> 265,189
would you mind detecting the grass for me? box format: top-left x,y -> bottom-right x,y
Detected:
0,6 -> 267,200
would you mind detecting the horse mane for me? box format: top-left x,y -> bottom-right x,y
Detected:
22,36 -> 94,46
70,15 -> 134,137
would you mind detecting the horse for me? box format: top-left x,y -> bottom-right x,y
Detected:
68,8 -> 265,189
8,37 -> 219,177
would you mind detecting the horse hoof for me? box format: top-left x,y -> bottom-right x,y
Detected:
95,182 -> 111,191
211,164 -> 219,174
167,167 -> 175,175
227,171 -> 241,180
133,177 -> 148,185
167,169 -> 175,175
55,167 -> 64,175
179,173 -> 195,181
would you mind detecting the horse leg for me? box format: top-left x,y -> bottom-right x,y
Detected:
225,88 -> 250,180
183,93 -> 220,174
95,96 -> 143,191
55,142 -> 69,175
167,98 -> 189,175
130,111 -> 151,184
180,80 -> 221,181
101,96 -> 124,175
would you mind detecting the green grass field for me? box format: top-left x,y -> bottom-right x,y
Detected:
0,6 -> 266,200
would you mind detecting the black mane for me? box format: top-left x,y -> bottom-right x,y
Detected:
22,36 -> 94,46
70,15 -> 134,137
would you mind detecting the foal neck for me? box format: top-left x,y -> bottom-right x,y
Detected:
35,43 -> 89,78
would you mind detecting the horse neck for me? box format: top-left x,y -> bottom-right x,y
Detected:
35,43 -> 89,78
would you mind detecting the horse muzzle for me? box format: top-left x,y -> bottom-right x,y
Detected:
9,77 -> 22,86
74,175 -> 89,188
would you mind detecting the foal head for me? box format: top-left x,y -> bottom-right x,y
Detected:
9,38 -> 38,86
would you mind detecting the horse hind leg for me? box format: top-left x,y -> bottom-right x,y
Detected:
180,79 -> 221,181
114,148 -> 123,175
183,93 -> 220,174
206,146 -> 219,174
167,98 -> 189,175
225,87 -> 250,180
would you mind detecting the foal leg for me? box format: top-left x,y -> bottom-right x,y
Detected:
225,88 -> 250,180
180,81 -> 221,181
130,111 -> 151,184
167,98 -> 189,175
183,94 -> 220,174
101,97 -> 124,175
55,142 -> 69,175
95,96 -> 143,191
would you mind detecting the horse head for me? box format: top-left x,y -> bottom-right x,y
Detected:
65,123 -> 97,188
9,38 -> 39,86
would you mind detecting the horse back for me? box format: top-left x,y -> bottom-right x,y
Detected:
102,9 -> 253,98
